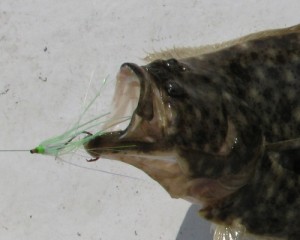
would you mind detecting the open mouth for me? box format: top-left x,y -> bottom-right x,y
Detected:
102,63 -> 144,132
84,63 -> 170,158
104,63 -> 158,140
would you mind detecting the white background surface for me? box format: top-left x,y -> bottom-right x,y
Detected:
0,1 -> 299,240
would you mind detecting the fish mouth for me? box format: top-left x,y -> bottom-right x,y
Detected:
84,63 -> 174,159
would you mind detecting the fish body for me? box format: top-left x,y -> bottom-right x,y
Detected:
84,25 -> 300,239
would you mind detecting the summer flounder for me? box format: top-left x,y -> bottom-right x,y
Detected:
84,24 -> 300,239
81,24 -> 300,239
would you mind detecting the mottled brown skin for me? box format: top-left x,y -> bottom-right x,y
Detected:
85,25 -> 300,239
182,30 -> 300,239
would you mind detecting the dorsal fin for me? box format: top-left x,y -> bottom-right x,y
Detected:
145,24 -> 300,62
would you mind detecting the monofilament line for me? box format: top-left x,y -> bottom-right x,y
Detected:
0,150 -> 29,152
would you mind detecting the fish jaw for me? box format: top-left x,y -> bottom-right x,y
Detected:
83,62 -> 178,168
80,62 -> 187,204
85,133 -> 243,207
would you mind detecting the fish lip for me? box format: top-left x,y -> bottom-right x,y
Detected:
120,63 -> 144,79
119,63 -> 154,120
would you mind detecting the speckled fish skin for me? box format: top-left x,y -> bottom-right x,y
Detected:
85,25 -> 300,239
182,28 -> 300,239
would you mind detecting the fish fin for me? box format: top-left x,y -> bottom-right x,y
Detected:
144,24 -> 300,62
213,224 -> 246,240
212,223 -> 286,240
213,224 -> 280,240
144,46 -> 221,62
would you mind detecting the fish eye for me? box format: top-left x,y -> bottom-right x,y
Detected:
165,58 -> 187,72
165,81 -> 184,97
166,58 -> 178,67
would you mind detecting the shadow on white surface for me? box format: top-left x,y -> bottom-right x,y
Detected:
176,205 -> 213,240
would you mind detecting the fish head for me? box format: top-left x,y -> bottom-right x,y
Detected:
84,59 -> 190,158
84,58 -> 262,204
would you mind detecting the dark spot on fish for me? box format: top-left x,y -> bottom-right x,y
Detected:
277,99 -> 292,122
212,118 -> 220,126
282,107 -> 292,122
267,67 -> 280,80
275,53 -> 286,64
201,107 -> 211,119
296,63 -> 300,76
200,75 -> 212,83
262,88 -> 273,99
229,61 -> 251,82
265,106 -> 274,117
193,129 -> 209,146
279,149 -> 300,174
250,52 -> 259,60
286,191 -> 297,205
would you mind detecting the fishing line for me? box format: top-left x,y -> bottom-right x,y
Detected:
57,157 -> 142,181
0,150 -> 30,152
